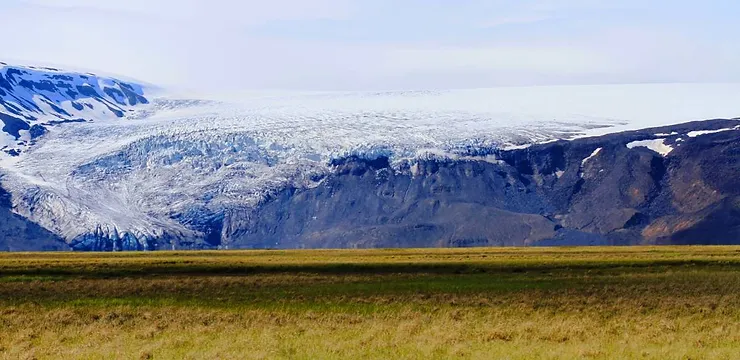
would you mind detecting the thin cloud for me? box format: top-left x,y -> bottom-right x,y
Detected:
478,14 -> 553,28
20,0 -> 355,23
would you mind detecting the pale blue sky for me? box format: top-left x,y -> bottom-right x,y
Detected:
2,0 -> 739,91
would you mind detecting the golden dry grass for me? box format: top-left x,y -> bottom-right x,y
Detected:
1,246 -> 740,359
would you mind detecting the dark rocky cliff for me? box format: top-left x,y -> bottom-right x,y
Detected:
223,119 -> 740,248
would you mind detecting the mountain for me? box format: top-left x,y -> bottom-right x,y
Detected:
230,119 -> 740,248
0,63 -> 148,156
0,63 -> 739,250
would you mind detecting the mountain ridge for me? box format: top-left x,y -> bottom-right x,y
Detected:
223,119 -> 740,248
0,63 -> 149,156
0,63 -> 739,250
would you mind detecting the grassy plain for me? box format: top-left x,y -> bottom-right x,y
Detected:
1,246 -> 740,359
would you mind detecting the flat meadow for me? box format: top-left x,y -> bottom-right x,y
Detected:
1,246 -> 740,359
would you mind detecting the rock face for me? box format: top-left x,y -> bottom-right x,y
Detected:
223,119 -> 740,248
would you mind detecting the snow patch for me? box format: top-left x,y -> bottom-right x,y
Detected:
581,147 -> 602,165
654,132 -> 678,137
626,139 -> 673,156
687,126 -> 740,138
501,143 -> 532,150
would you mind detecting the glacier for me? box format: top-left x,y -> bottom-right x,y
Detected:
1,64 -> 740,249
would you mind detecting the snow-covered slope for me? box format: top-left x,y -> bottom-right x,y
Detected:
0,63 -> 150,156
1,63 -> 740,249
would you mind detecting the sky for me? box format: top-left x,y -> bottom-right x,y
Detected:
2,0 -> 739,92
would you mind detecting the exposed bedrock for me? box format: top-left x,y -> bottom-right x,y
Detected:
221,119 -> 740,249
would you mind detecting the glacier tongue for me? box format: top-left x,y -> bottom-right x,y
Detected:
2,70 -> 740,249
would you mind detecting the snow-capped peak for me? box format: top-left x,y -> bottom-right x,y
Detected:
0,63 -> 150,156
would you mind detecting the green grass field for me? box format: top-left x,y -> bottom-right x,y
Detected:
1,247 -> 740,359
